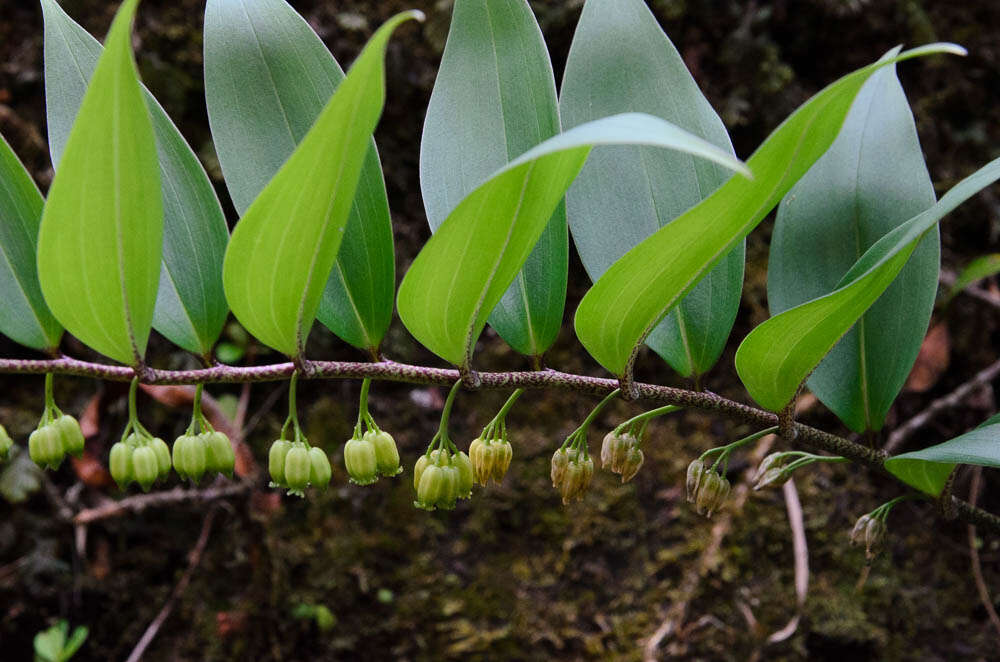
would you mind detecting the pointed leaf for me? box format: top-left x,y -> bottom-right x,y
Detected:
37,0 -> 163,366
205,0 -> 394,354
42,0 -> 228,356
221,11 -> 420,357
398,112 -> 749,367
0,134 -> 62,350
886,413 -> 1000,496
420,0 -> 564,358
573,43 -> 965,377
560,0 -> 742,378
736,158 -> 1000,412
767,62 -> 938,432
946,253 -> 1000,302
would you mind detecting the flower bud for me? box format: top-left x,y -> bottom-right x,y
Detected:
344,437 -> 378,485
752,467 -> 789,491
0,424 -> 11,460
452,451 -> 473,498
437,464 -> 461,510
550,448 -> 577,488
173,434 -> 207,483
268,439 -> 292,486
849,513 -> 871,547
414,449 -> 445,491
132,445 -> 159,492
685,459 -> 706,504
54,414 -> 85,458
415,464 -> 445,510
29,425 -> 64,469
559,456 -> 594,504
203,431 -> 235,478
308,447 -> 332,491
469,438 -> 491,485
620,445 -> 644,483
695,471 -> 730,518
283,444 -> 311,495
752,453 -> 785,484
150,437 -> 172,478
109,441 -> 134,490
365,430 -> 401,477
863,516 -> 887,560
491,439 -> 513,483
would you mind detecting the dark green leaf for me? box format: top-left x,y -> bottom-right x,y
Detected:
560,0 -> 742,378
573,44 -> 964,377
0,134 -> 62,351
221,11 -> 420,357
737,158 -> 1000,412
205,0 -> 394,354
885,412 -> 1000,496
42,0 -> 228,356
767,61 -> 937,432
398,112 -> 749,366
37,0 -> 162,365
420,0 -> 564,358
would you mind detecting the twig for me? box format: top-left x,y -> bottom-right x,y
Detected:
73,482 -> 251,525
967,466 -> 1000,641
940,269 -> 1000,310
124,507 -> 219,662
885,357 -> 1000,453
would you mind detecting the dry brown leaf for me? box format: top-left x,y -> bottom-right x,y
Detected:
904,321 -> 950,392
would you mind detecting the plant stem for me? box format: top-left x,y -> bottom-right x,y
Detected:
287,371 -> 303,442
615,404 -> 682,434
435,380 -> 463,449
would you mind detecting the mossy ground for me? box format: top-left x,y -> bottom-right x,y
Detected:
1,0 -> 999,659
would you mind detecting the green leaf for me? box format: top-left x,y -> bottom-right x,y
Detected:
221,11 -> 421,357
946,253 -> 1000,302
41,0 -> 228,357
767,61 -> 937,432
61,626 -> 88,661
736,158 -> 1000,413
398,112 -> 749,367
0,134 -> 63,351
573,43 -> 965,377
37,0 -> 162,366
420,0 -> 564,358
885,413 -> 1000,496
559,0 -> 742,378
205,0 -> 394,354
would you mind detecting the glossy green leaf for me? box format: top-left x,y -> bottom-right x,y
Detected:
946,253 -> 1000,301
737,158 -> 1000,413
41,0 -> 228,357
767,62 -> 937,432
205,0 -> 394,354
221,11 -> 420,357
398,112 -> 749,367
37,0 -> 162,366
560,0 -> 742,378
573,43 -> 965,377
420,0 -> 564,359
0,134 -> 62,351
886,413 -> 1000,496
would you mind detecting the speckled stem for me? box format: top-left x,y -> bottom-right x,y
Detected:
3,355 -> 995,533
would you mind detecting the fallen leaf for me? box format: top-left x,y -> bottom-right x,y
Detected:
904,321 -> 951,392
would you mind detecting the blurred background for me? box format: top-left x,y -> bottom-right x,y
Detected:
2,0 -> 1000,659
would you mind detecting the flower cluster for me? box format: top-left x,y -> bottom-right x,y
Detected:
685,458 -> 730,518
600,430 -> 644,483
268,439 -> 331,496
550,447 -> 594,504
110,433 -> 172,491
413,448 -> 473,510
29,413 -> 85,470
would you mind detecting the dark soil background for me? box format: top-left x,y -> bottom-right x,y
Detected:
2,0 -> 1000,660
